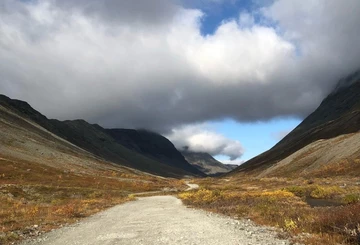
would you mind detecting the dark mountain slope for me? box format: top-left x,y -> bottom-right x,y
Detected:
181,151 -> 237,176
0,95 -> 202,177
106,129 -> 205,176
233,70 -> 360,175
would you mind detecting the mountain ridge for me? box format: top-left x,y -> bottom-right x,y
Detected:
0,94 -> 204,177
232,70 -> 360,176
106,128 -> 204,176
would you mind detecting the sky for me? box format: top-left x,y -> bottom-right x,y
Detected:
1,0 -> 360,164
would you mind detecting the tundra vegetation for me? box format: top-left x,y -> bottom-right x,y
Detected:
0,157 -> 186,244
179,177 -> 360,245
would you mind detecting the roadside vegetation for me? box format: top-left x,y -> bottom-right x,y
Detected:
179,177 -> 360,245
0,157 -> 186,244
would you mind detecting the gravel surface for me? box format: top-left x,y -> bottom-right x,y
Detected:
21,196 -> 295,245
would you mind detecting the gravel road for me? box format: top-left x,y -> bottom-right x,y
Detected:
22,196 -> 294,245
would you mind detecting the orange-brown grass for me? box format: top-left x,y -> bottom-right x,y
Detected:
179,177 -> 360,245
0,158 -> 185,244
311,159 -> 360,177
0,187 -> 133,244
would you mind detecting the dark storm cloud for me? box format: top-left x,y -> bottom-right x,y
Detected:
53,0 -> 179,26
1,0 -> 360,135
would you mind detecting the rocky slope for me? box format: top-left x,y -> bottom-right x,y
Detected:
232,70 -> 360,177
181,151 -> 237,176
0,97 -> 139,177
0,94 -> 203,177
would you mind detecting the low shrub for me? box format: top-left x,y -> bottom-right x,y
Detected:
179,184 -> 360,244
179,189 -> 224,204
285,186 -> 309,197
310,186 -> 345,199
342,194 -> 360,204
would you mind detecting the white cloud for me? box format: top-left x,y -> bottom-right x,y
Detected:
166,124 -> 244,160
173,18 -> 294,84
263,0 -> 360,83
0,0 -> 359,133
218,159 -> 245,166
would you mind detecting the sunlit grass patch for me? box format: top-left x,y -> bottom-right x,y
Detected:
285,185 -> 345,199
310,185 -> 345,199
342,193 -> 360,204
179,178 -> 360,245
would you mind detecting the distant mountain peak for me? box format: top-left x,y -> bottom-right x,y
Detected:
181,150 -> 237,176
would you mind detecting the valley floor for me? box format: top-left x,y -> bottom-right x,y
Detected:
179,177 -> 360,245
20,195 -> 293,245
